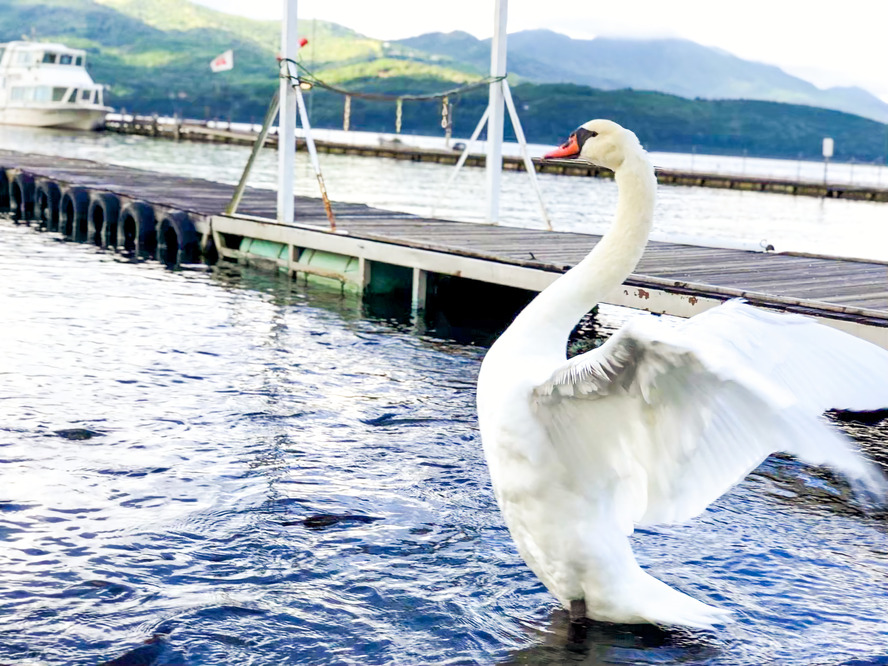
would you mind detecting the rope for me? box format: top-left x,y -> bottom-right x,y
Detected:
278,58 -> 505,102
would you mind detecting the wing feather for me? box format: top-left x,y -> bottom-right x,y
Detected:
532,302 -> 888,531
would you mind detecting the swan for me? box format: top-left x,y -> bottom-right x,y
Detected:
476,119 -> 888,630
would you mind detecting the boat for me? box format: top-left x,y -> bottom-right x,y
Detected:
0,41 -> 112,131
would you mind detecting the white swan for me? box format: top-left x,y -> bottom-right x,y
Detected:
476,119 -> 888,630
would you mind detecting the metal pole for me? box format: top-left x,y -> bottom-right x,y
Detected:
501,79 -> 552,230
431,106 -> 489,217
293,83 -> 337,230
277,0 -> 298,225
226,90 -> 280,216
485,0 -> 507,225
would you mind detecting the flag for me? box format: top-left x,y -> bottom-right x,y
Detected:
210,50 -> 234,73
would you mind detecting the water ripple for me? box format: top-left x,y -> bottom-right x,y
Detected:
1,221 -> 887,664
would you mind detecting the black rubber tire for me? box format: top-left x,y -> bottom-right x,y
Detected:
0,168 -> 10,212
11,172 -> 35,222
118,201 -> 157,258
87,192 -> 121,247
203,233 -> 219,266
157,211 -> 199,267
35,180 -> 62,231
59,187 -> 91,241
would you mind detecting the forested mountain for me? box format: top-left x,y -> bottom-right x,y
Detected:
2,0 -> 887,162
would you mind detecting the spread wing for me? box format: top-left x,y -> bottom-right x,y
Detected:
531,301 -> 888,533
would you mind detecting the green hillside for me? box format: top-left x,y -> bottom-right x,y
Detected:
2,0 -> 887,163
299,83 -> 888,162
1,0 -> 473,121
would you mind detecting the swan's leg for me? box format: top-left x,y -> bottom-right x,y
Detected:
569,599 -> 587,622
568,599 -> 588,642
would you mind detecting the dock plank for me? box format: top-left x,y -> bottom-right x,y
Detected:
3,148 -> 887,330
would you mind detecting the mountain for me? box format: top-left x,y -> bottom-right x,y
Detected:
1,0 -> 886,162
396,29 -> 888,124
0,0 -> 469,120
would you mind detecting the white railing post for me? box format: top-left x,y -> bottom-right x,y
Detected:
502,79 -> 552,230
431,106 -> 489,217
485,0 -> 508,225
277,0 -> 298,225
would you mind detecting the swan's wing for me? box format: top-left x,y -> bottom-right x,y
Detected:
677,299 -> 888,413
531,306 -> 888,531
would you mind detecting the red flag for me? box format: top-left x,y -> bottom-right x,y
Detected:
210,50 -> 234,73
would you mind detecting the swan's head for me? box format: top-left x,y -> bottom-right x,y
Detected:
544,119 -> 642,171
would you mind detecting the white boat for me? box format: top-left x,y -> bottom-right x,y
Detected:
0,41 -> 112,131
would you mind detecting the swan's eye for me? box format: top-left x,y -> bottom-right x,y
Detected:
575,127 -> 597,149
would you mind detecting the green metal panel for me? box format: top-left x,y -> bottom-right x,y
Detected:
299,248 -> 360,294
239,237 -> 287,261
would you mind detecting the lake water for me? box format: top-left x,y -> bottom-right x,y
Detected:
2,125 -> 888,261
1,126 -> 888,665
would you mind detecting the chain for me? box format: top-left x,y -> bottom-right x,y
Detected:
278,58 -> 505,102
278,58 -> 500,136
441,96 -> 452,143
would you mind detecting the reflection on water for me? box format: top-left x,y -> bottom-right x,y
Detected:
1,221 -> 887,665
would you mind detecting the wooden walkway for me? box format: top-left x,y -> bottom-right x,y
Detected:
2,149 -> 887,342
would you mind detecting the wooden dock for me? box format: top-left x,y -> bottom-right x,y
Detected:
104,114 -> 888,203
2,148 -> 888,346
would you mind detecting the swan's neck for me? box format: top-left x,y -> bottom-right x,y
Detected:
500,152 -> 656,360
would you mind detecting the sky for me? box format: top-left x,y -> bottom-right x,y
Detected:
193,0 -> 888,103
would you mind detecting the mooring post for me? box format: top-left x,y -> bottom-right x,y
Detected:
277,0 -> 299,225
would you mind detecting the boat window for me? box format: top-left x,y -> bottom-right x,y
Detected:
75,56 -> 83,66
0,48 -> 6,65
11,86 -> 43,101
59,54 -> 73,65
69,88 -> 79,102
42,53 -> 57,64
52,87 -> 67,102
80,89 -> 92,102
14,51 -> 33,65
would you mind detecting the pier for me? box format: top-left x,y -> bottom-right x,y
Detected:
2,148 -> 888,346
104,114 -> 888,203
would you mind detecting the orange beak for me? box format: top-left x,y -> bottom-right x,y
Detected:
544,133 -> 580,160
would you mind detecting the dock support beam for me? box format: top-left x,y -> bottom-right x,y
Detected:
277,0 -> 299,225
357,257 -> 372,290
411,267 -> 428,313
485,0 -> 507,225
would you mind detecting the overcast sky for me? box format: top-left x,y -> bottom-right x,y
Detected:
193,0 -> 888,102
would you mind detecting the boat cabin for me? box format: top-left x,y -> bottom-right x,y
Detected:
0,41 -> 106,108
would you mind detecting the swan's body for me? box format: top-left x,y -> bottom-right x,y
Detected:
476,119 -> 888,629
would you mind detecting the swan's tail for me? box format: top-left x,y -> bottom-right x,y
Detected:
587,569 -> 731,630
630,571 -> 730,630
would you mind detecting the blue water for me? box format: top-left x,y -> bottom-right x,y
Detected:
2,220 -> 888,665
